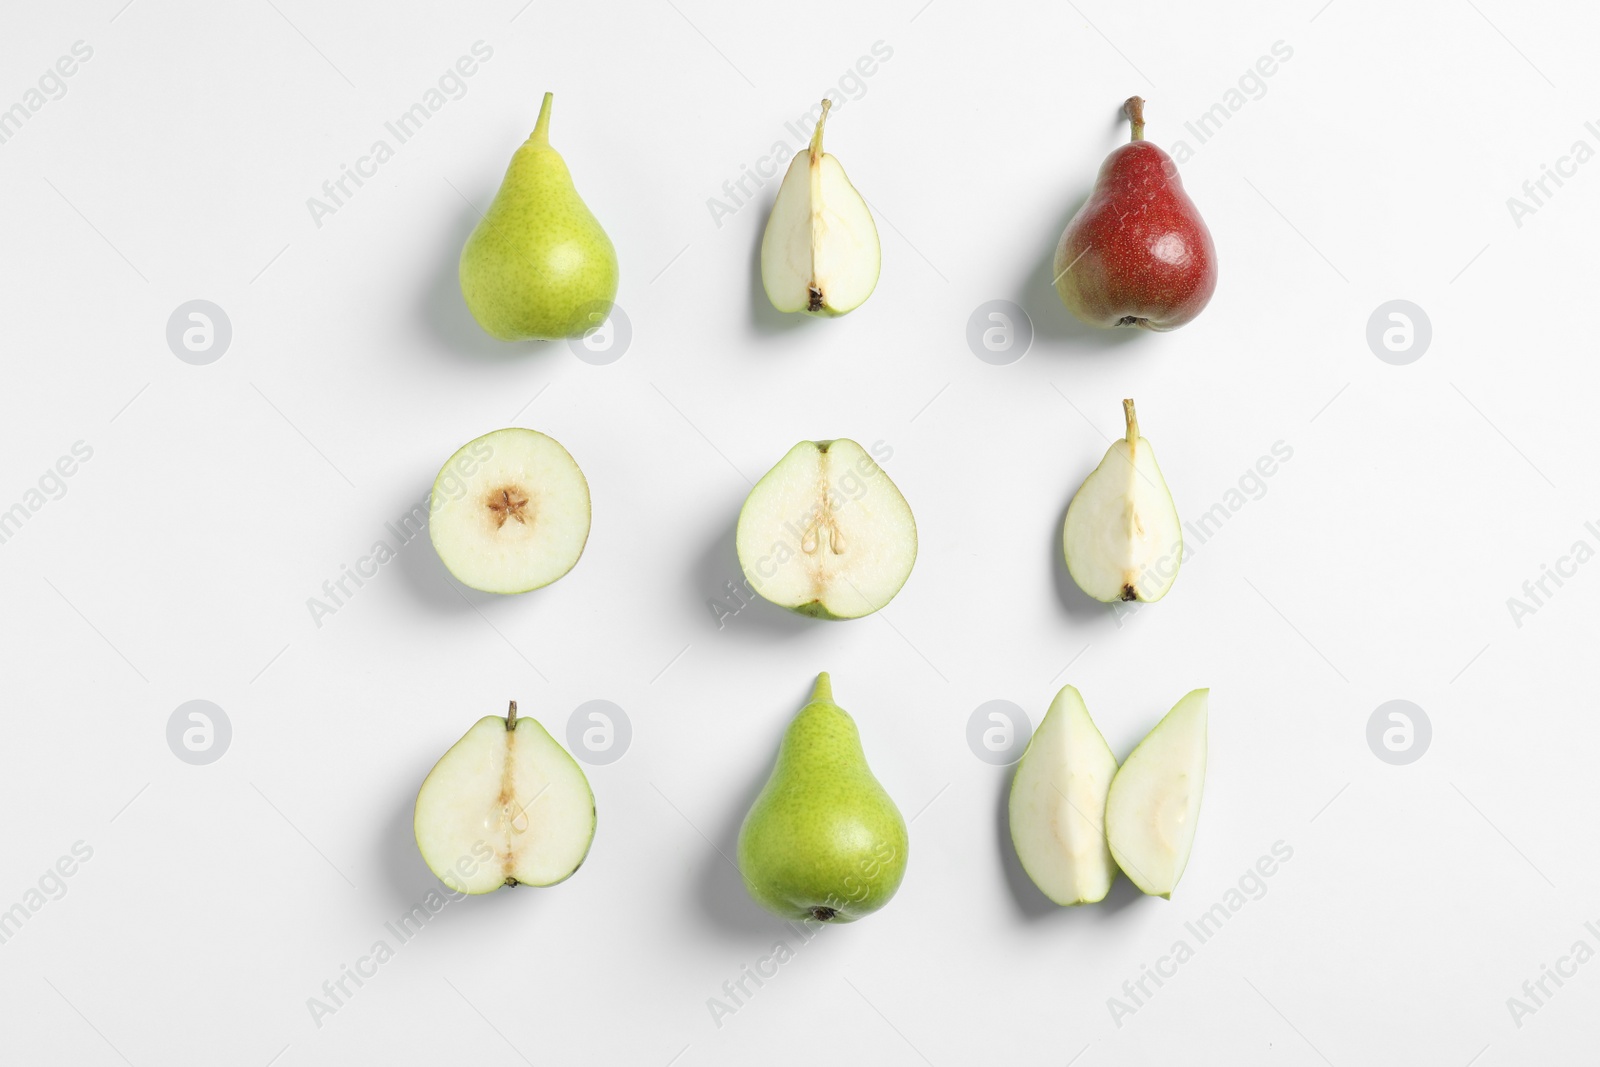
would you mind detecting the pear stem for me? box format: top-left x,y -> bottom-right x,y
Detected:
809,672 -> 833,705
1124,96 -> 1146,141
530,92 -> 554,147
506,700 -> 519,729
809,98 -> 831,161
1122,399 -> 1139,445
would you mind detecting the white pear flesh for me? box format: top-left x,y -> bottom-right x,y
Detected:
1063,399 -> 1182,603
1105,689 -> 1209,899
760,99 -> 881,315
429,427 -> 591,594
414,704 -> 595,893
1008,686 -> 1119,905
736,439 -> 916,619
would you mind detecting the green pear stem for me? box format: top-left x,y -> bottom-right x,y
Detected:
506,700 -> 519,729
809,672 -> 833,705
1124,96 -> 1146,141
1122,398 -> 1139,446
809,99 -> 831,162
530,92 -> 554,147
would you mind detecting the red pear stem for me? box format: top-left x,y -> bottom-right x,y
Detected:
1124,96 -> 1146,141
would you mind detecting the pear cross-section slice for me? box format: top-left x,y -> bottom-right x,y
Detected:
1105,689 -> 1208,898
1008,686 -> 1120,905
428,427 -> 592,595
760,99 -> 882,315
413,702 -> 596,893
1062,399 -> 1182,603
735,439 -> 916,619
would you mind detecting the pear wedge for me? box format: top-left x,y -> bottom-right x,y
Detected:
760,99 -> 881,315
1008,686 -> 1119,905
1063,399 -> 1182,603
1105,689 -> 1208,899
413,701 -> 595,894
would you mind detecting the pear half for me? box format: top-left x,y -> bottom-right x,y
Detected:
1008,686 -> 1119,905
760,99 -> 881,315
414,702 -> 596,893
1105,689 -> 1208,898
1063,399 -> 1182,603
428,427 -> 591,594
736,439 -> 916,619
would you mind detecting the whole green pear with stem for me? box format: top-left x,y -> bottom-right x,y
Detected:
737,674 -> 908,923
459,92 -> 619,341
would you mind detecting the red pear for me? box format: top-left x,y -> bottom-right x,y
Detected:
1053,97 -> 1217,331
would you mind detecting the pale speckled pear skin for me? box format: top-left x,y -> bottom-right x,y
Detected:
459,93 -> 619,341
737,674 -> 908,923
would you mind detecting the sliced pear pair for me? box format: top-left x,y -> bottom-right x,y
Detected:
1009,686 -> 1208,903
1063,399 -> 1183,603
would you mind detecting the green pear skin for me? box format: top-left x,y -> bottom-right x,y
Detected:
459,92 -> 619,341
737,674 -> 908,923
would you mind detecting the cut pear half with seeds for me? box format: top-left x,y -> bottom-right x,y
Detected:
760,99 -> 881,315
1105,688 -> 1208,899
736,439 -> 916,619
429,427 -> 591,594
1063,399 -> 1182,603
1009,686 -> 1119,905
414,701 -> 596,894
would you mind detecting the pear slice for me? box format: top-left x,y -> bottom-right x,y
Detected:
735,439 -> 916,619
1062,399 -> 1182,603
1008,686 -> 1119,904
428,427 -> 591,594
1105,689 -> 1208,899
760,99 -> 881,315
414,702 -> 596,893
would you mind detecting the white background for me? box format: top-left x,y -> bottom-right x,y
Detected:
1,0 -> 1596,1063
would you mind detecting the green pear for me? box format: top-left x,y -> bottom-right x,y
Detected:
459,92 -> 619,341
737,674 -> 908,923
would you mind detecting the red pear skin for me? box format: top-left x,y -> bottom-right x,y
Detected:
1053,97 -> 1217,331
